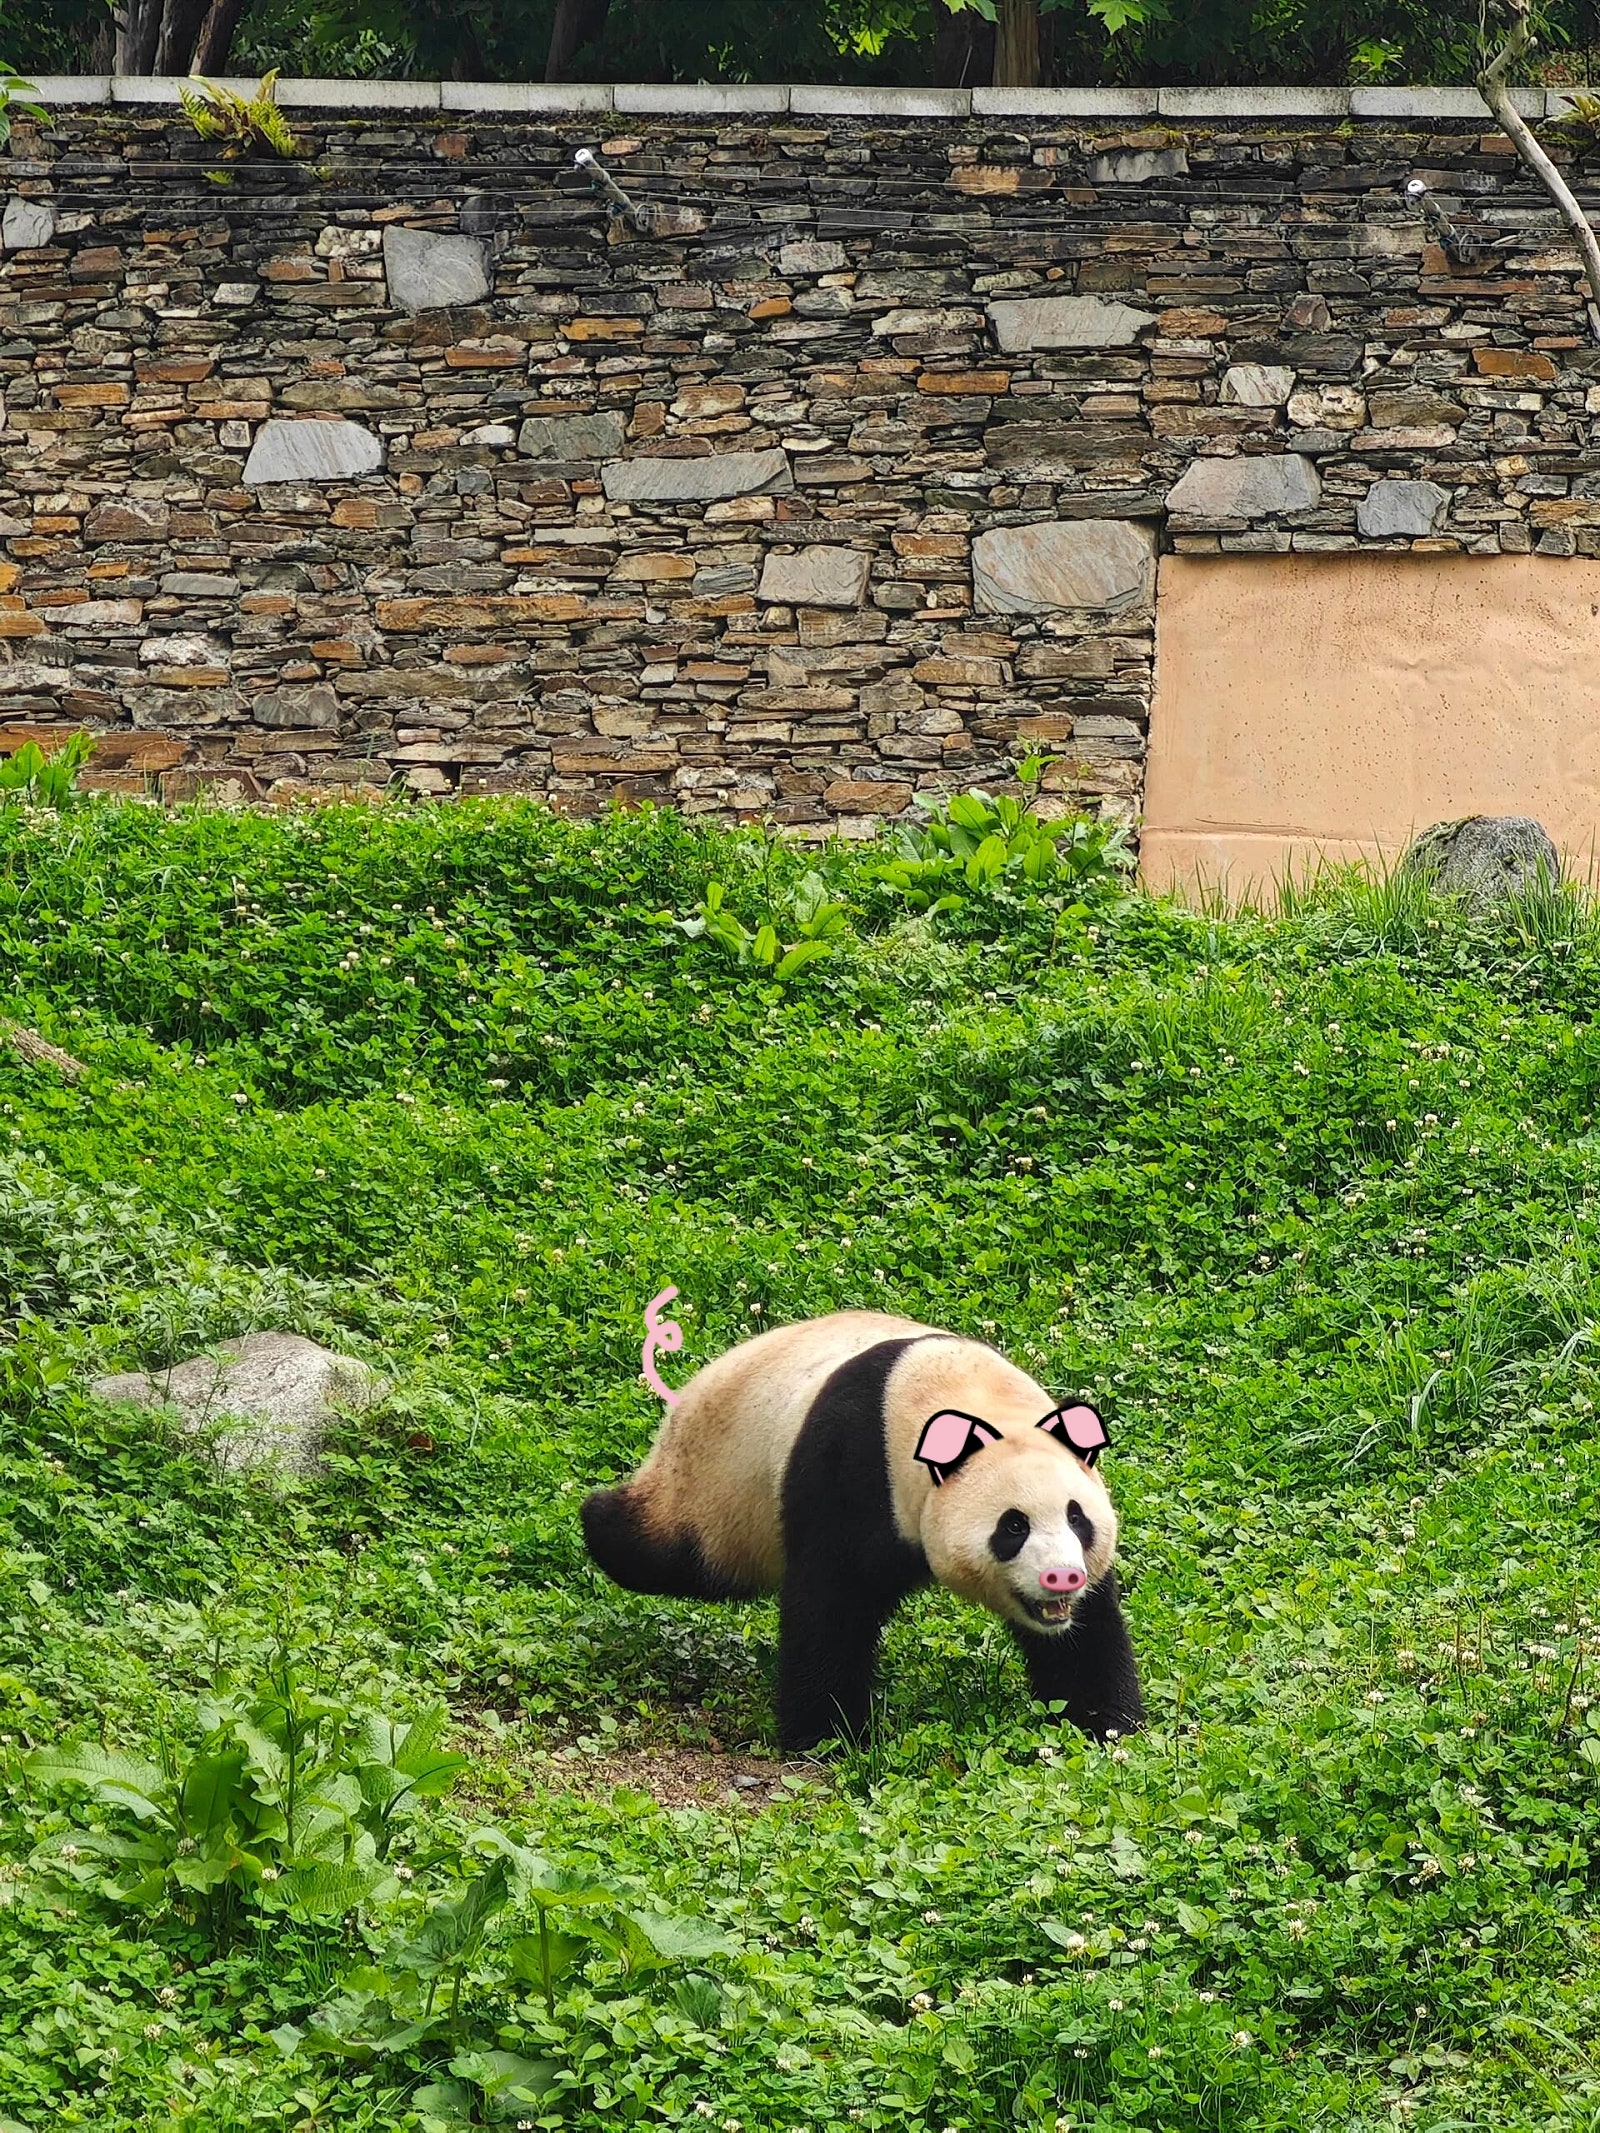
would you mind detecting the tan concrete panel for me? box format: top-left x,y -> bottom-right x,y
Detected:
1142,552 -> 1600,897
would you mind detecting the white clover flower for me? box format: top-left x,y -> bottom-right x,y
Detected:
1233,2031 -> 1254,2049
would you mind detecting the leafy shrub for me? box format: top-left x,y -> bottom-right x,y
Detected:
0,733 -> 93,810
178,69 -> 298,157
874,770 -> 1133,915
665,868 -> 850,980
27,1653 -> 467,1939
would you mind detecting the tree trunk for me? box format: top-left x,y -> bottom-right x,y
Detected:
933,5 -> 992,88
190,0 -> 250,75
116,0 -> 163,76
155,0 -> 210,72
546,0 -> 612,82
992,0 -> 1041,88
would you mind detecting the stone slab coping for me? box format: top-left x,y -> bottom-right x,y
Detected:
15,76 -> 1575,119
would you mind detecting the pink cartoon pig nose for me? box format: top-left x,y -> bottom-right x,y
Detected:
1040,1564 -> 1087,1595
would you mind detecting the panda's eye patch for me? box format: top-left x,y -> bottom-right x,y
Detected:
1067,1499 -> 1096,1550
990,1508 -> 1030,1562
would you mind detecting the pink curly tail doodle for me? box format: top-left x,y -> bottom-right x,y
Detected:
641,1287 -> 684,1408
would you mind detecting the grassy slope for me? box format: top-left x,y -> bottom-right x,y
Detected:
1,799 -> 1598,2133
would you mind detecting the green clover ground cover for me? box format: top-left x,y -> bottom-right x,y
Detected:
1,798 -> 1598,2133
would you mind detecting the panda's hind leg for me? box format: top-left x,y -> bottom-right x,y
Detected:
581,1484 -> 745,1600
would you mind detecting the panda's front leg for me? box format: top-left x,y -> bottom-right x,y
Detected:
776,1552 -> 903,1752
1012,1569 -> 1144,1742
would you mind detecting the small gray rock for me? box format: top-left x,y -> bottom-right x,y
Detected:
383,224 -> 492,313
161,572 -> 241,598
972,519 -> 1154,614
252,685 -> 340,730
1357,479 -> 1450,539
1087,148 -> 1189,184
517,410 -> 626,461
243,419 -> 383,485
602,449 -> 794,504
779,239 -> 847,277
986,295 -> 1156,353
1166,454 -> 1322,519
1400,817 -> 1561,906
91,1332 -> 381,1477
2,197 -> 56,251
1221,363 -> 1295,408
758,545 -> 871,608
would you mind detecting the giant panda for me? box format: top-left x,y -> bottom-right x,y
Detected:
581,1310 -> 1143,1751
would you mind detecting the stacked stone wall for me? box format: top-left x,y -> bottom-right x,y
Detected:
3,81 -> 1599,828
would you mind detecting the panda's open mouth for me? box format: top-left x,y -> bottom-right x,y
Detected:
1022,1593 -> 1077,1628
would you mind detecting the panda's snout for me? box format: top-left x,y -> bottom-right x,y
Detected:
1040,1563 -> 1087,1595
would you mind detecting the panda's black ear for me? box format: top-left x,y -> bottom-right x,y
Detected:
1037,1402 -> 1109,1467
914,1409 -> 1002,1486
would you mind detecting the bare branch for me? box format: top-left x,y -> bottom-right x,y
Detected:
1,1022 -> 88,1079
1478,0 -> 1600,339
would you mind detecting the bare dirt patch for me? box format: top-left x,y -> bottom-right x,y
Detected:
522,1743 -> 820,1811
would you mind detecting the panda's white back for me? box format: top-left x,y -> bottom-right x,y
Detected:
625,1309 -> 1060,1592
629,1310 -> 935,1587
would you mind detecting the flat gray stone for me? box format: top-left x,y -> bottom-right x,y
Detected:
1400,816 -> 1560,906
758,545 -> 872,608
252,684 -> 340,729
1221,363 -> 1295,408
1357,478 -> 1450,538
91,1331 -> 381,1478
2,197 -> 56,250
517,410 -> 626,461
162,571 -> 240,597
972,519 -> 1155,614
602,449 -> 794,504
1166,454 -> 1322,519
243,419 -> 383,485
987,296 -> 1156,353
382,224 -> 492,313
779,239 -> 847,277
1088,148 -> 1188,184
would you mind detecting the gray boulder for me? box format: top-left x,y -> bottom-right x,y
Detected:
1400,816 -> 1561,905
91,1331 -> 382,1477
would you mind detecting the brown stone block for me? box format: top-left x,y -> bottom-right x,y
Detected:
748,297 -> 791,320
1473,348 -> 1557,381
919,369 -> 1010,395
54,382 -> 131,409
1157,308 -> 1230,337
274,283 -> 384,308
377,595 -> 641,631
913,656 -> 1005,685
823,777 -> 912,814
0,565 -> 18,594
565,317 -> 645,340
444,339 -> 527,368
947,166 -> 1021,194
551,746 -> 677,775
10,541 -> 73,560
241,593 -> 296,615
148,666 -> 232,688
611,553 -> 696,582
136,358 -> 214,383
893,532 -> 969,558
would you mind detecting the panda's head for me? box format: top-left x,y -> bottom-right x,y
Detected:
913,1403 -> 1119,1634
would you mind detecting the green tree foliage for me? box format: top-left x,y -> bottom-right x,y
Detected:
12,0 -> 1599,85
